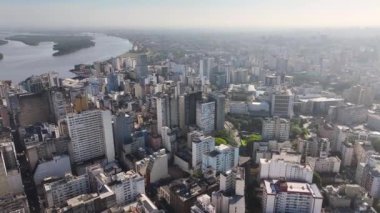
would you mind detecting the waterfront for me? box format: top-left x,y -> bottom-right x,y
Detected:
0,33 -> 132,82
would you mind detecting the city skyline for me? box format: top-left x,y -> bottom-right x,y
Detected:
1,0 -> 380,29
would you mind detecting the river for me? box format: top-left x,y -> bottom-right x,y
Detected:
0,33 -> 132,83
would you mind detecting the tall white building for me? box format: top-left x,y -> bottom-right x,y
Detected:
262,180 -> 323,213
260,152 -> 313,183
108,171 -> 145,205
262,117 -> 290,142
196,101 -> 216,134
192,135 -> 215,170
212,168 -> 245,213
202,144 -> 239,173
341,142 -> 354,166
66,110 -> 115,163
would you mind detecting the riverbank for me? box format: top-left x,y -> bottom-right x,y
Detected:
6,35 -> 95,56
0,40 -> 8,46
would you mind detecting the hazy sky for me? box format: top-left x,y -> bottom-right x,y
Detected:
1,0 -> 380,29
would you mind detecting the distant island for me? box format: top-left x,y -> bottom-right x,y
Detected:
6,35 -> 95,56
0,40 -> 8,46
0,53 -> 3,60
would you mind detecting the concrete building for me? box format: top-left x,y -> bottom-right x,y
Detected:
44,173 -> 90,208
341,142 -> 354,167
114,112 -> 134,158
191,194 -> 216,213
33,155 -> 71,185
0,193 -> 30,213
211,168 -> 245,213
208,92 -> 226,131
354,140 -> 377,166
331,125 -> 350,152
261,117 -> 290,142
67,110 -> 115,164
192,135 -> 215,170
196,101 -> 216,134
135,149 -> 169,184
328,105 -> 368,125
271,89 -> 294,118
356,155 -> 380,198
0,140 -> 23,196
179,91 -> 203,130
323,184 -> 373,211
306,156 -> 341,174
367,113 -> 380,131
260,152 -> 313,183
202,144 -> 239,173
161,126 -> 177,154
262,180 -> 323,213
107,171 -> 145,205
300,137 -> 330,158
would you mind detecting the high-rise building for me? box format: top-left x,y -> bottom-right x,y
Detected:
260,152 -> 313,183
208,92 -> 226,131
114,112 -> 134,158
211,168 -> 245,213
271,89 -> 294,118
262,117 -> 290,142
0,140 -> 23,196
196,101 -> 216,134
192,135 -> 215,170
67,110 -> 115,163
107,171 -> 145,205
341,142 -> 354,166
202,144 -> 239,173
356,155 -> 380,198
179,91 -> 203,130
306,156 -> 341,174
135,54 -> 148,79
135,149 -> 169,184
262,180 -> 323,213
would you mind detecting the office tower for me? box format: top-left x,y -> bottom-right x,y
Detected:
192,135 -> 215,170
0,140 -> 23,196
114,112 -> 134,158
328,105 -> 368,126
49,88 -> 71,123
67,110 -> 115,164
261,117 -> 290,142
196,100 -> 216,134
208,92 -> 226,131
259,152 -> 313,183
44,173 -> 90,208
271,89 -> 294,118
262,180 -> 323,213
135,54 -> 148,79
156,94 -> 171,135
179,91 -> 202,130
106,72 -> 119,92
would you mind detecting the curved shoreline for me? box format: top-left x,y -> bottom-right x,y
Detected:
5,35 -> 95,56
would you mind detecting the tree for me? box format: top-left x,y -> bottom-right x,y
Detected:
215,137 -> 228,145
313,172 -> 322,188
